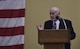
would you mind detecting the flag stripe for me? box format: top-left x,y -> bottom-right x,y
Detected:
0,44 -> 24,49
0,35 -> 24,46
0,9 -> 25,18
0,0 -> 25,9
0,26 -> 24,36
0,0 -> 25,49
0,17 -> 24,28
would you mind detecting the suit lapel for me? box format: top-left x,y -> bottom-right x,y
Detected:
59,19 -> 65,29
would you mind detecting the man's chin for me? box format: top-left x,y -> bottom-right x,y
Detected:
51,19 -> 57,21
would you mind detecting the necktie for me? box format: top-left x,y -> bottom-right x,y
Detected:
52,22 -> 56,29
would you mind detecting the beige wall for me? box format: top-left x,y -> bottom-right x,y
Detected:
25,0 -> 80,49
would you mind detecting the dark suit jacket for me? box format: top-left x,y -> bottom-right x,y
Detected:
44,19 -> 76,49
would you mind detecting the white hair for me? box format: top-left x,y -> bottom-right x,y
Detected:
50,7 -> 60,13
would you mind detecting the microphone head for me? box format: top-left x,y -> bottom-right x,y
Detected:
56,16 -> 61,19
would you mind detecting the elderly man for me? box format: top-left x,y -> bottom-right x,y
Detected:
37,7 -> 76,49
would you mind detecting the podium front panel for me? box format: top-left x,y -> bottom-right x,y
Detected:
38,29 -> 70,44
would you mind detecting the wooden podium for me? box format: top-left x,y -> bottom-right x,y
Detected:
38,29 -> 70,49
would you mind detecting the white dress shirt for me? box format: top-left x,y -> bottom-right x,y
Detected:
53,20 -> 60,30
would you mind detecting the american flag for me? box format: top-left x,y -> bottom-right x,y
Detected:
0,0 -> 25,49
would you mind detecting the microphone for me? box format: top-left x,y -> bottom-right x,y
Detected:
56,16 -> 61,19
62,19 -> 67,29
56,16 -> 59,19
56,16 -> 67,29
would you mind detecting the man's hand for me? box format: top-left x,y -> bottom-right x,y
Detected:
36,25 -> 44,30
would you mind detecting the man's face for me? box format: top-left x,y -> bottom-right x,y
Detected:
50,10 -> 59,20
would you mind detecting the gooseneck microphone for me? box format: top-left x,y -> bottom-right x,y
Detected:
62,19 -> 67,29
56,16 -> 67,29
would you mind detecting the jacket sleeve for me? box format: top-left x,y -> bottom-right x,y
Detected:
44,20 -> 53,29
44,21 -> 48,29
68,21 -> 76,40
